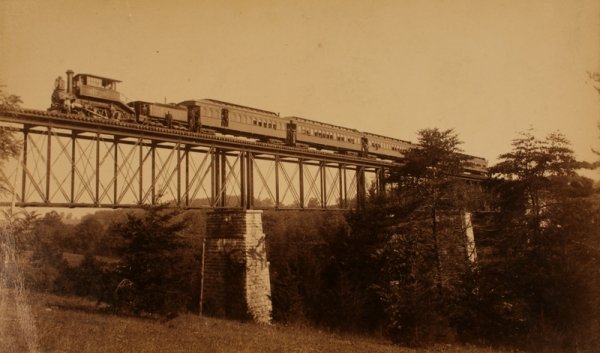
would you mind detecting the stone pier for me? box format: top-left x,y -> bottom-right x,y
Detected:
202,210 -> 272,323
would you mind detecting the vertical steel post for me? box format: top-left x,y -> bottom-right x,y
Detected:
21,125 -> 29,203
247,152 -> 254,209
139,138 -> 143,205
113,137 -> 118,207
176,143 -> 181,206
320,162 -> 326,208
298,158 -> 304,209
212,149 -> 218,207
341,164 -> 347,208
220,150 -> 227,207
240,151 -> 246,209
46,126 -> 52,204
274,155 -> 280,208
21,127 -> 28,203
70,131 -> 76,205
185,145 -> 190,207
151,142 -> 156,204
95,133 -> 100,206
338,163 -> 344,208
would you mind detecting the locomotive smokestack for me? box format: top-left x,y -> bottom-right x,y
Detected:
66,70 -> 74,94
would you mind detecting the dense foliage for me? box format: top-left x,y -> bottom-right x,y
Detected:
106,205 -> 198,315
265,210 -> 383,331
471,131 -> 600,351
0,89 -> 22,194
350,128 -> 481,345
3,207 -> 201,317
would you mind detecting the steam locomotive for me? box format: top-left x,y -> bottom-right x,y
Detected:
48,70 -> 487,174
50,70 -> 135,120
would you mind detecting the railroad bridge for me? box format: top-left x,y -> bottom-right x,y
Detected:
0,108 -> 483,323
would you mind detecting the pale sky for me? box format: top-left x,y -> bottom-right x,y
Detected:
1,0 -> 599,176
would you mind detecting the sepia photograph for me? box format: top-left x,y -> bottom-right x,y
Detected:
1,0 -> 599,352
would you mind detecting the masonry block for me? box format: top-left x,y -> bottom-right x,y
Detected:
202,210 -> 272,323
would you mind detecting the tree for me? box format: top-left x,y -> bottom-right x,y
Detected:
68,216 -> 114,254
263,210 -> 377,329
106,204 -> 192,316
491,130 -> 578,220
0,88 -> 22,194
354,128 -> 480,345
22,211 -> 71,293
63,253 -> 110,299
478,130 -> 600,350
0,88 -> 23,109
387,128 -> 476,292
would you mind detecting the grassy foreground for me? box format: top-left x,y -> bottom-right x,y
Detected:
0,289 -> 519,353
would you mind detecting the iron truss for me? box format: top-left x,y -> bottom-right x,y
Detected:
0,108 -> 394,210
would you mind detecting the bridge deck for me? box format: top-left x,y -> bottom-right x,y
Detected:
0,108 -> 485,210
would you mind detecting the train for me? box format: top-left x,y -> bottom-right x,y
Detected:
48,70 -> 487,174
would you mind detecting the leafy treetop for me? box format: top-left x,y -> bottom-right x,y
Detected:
0,88 -> 22,109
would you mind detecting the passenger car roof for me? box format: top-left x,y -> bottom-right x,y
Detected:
179,99 -> 278,116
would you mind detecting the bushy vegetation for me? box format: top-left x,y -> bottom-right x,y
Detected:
264,210 -> 383,331
3,206 -> 201,317
0,88 -> 22,194
469,131 -> 600,351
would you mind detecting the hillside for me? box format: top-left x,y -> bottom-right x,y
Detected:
0,290 -> 518,353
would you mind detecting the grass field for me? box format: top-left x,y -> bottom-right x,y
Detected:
0,289 -> 521,353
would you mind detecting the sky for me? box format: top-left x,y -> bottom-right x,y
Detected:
1,0 -> 599,178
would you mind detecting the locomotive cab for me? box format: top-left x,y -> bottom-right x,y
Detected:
72,73 -> 122,103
